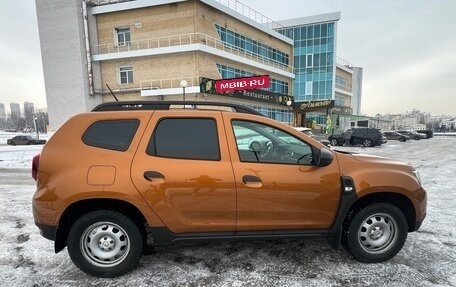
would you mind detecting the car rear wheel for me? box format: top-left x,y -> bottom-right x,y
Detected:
362,139 -> 373,147
330,139 -> 339,146
343,203 -> 408,263
67,210 -> 143,278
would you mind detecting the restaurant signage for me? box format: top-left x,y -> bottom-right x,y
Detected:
297,100 -> 335,112
200,77 -> 292,106
215,75 -> 270,93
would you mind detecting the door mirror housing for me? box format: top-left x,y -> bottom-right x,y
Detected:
317,147 -> 334,167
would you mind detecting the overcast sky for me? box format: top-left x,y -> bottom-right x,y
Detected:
0,0 -> 455,116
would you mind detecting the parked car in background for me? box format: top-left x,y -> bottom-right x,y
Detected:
396,130 -> 426,140
416,130 -> 433,139
383,131 -> 410,142
328,128 -> 387,147
294,127 -> 316,138
7,135 -> 47,146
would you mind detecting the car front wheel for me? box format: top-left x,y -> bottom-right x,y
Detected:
330,139 -> 339,146
67,210 -> 143,278
343,203 -> 408,263
362,139 -> 373,147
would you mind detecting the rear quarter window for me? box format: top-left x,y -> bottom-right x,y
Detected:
82,119 -> 139,151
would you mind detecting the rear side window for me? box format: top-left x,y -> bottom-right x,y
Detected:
82,119 -> 139,151
147,118 -> 220,160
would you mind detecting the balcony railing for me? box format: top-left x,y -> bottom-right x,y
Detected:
336,57 -> 353,69
213,0 -> 284,30
88,0 -> 283,30
87,0 -> 135,5
92,33 -> 294,73
140,76 -> 199,90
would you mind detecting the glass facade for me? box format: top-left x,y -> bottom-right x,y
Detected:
277,22 -> 336,102
245,103 -> 292,124
215,24 -> 290,66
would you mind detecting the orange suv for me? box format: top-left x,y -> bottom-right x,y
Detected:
32,101 -> 427,277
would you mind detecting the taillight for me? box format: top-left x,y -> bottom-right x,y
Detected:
32,154 -> 40,181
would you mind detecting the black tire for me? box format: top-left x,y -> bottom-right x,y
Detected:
330,139 -> 339,146
67,210 -> 144,278
399,138 -> 405,142
362,139 -> 373,147
343,203 -> 408,263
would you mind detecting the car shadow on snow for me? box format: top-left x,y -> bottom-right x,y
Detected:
135,238 -> 354,285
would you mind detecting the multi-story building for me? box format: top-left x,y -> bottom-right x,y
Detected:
37,0 -> 361,131
0,103 -> 6,120
24,102 -> 35,115
37,0 -> 295,130
0,103 -> 6,130
10,103 -> 20,118
24,101 -> 36,131
9,103 -> 21,130
276,13 -> 362,132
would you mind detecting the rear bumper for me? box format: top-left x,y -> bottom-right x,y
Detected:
35,222 -> 57,241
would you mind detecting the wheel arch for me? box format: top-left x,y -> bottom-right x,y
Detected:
55,198 -> 148,253
343,192 -> 416,233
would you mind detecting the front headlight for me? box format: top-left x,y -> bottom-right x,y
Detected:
413,170 -> 422,186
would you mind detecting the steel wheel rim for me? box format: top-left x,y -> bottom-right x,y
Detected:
80,221 -> 130,268
358,213 -> 398,254
363,139 -> 372,147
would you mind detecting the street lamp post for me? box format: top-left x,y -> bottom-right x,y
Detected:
287,100 -> 292,126
180,79 -> 188,108
33,117 -> 39,139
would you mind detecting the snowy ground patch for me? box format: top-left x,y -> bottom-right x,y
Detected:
0,136 -> 455,286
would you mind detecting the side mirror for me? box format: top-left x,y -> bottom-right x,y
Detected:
317,147 -> 334,167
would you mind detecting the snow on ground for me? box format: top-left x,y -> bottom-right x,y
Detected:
0,132 -> 48,169
0,133 -> 455,286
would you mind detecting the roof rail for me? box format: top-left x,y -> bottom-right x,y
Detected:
92,101 -> 265,116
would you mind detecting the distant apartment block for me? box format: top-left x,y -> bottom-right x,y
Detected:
0,103 -> 6,120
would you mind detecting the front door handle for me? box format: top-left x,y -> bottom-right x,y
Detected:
144,171 -> 165,183
242,175 -> 262,188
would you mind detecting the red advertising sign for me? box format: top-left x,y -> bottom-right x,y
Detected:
215,75 -> 270,93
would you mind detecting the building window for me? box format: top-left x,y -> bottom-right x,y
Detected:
305,81 -> 313,96
119,66 -> 133,84
244,104 -> 292,123
214,24 -> 289,66
306,54 -> 313,67
115,27 -> 131,46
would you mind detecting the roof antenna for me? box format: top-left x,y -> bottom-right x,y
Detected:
106,84 -> 119,102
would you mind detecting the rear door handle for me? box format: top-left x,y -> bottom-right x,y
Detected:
144,171 -> 165,183
242,175 -> 262,188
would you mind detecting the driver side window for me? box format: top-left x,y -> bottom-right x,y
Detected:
232,120 -> 313,165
